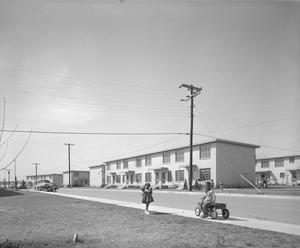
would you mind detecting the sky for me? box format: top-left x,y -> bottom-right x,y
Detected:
0,0 -> 299,180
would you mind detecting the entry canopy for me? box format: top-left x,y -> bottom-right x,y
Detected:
180,164 -> 198,170
125,170 -> 135,174
149,166 -> 169,171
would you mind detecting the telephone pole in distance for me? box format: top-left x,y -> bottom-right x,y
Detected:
7,169 -> 11,187
179,84 -> 202,191
64,143 -> 75,188
32,162 -> 40,186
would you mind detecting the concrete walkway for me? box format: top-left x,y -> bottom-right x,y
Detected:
64,188 -> 300,200
41,191 -> 300,236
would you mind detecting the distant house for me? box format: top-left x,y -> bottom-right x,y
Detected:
90,139 -> 259,188
63,170 -> 90,187
256,155 -> 300,185
26,174 -> 63,187
89,164 -> 106,187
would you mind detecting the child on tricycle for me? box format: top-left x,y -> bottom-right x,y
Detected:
199,181 -> 216,218
195,181 -> 230,219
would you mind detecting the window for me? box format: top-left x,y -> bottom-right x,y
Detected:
275,160 -> 284,167
168,171 -> 172,182
200,168 -> 211,181
280,173 -> 285,178
116,162 -> 121,170
136,173 -> 142,183
122,175 -> 126,183
136,157 -> 142,167
163,152 -> 171,164
107,164 -> 111,171
145,173 -> 152,183
289,157 -> 295,163
145,155 -> 152,166
107,176 -> 111,184
200,145 -> 211,159
175,170 -> 184,182
123,160 -> 128,169
261,161 -> 269,168
175,150 -> 184,162
73,172 -> 79,177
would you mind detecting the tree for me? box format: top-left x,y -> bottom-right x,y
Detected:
0,98 -> 31,188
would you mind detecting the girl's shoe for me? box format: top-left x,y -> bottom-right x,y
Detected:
145,211 -> 150,214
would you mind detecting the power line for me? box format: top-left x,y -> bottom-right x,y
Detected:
0,129 -> 188,135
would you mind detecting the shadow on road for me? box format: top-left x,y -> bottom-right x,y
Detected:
0,189 -> 24,197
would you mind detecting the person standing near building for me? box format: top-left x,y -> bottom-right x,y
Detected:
211,179 -> 214,188
141,183 -> 154,214
183,179 -> 188,190
219,181 -> 224,192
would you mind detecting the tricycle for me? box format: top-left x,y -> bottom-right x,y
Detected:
195,202 -> 230,220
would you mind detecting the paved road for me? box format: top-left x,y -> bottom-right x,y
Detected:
58,188 -> 300,225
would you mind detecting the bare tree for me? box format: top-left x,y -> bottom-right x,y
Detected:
0,98 -> 31,187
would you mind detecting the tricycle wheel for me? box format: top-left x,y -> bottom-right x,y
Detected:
222,209 -> 230,219
195,207 -> 201,216
210,210 -> 218,219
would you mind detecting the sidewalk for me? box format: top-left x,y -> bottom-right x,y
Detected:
73,187 -> 300,200
41,191 -> 300,236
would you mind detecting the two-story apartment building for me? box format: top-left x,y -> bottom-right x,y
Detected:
256,155 -> 300,185
90,139 -> 259,188
26,173 -> 63,187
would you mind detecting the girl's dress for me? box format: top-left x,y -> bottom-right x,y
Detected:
141,186 -> 154,204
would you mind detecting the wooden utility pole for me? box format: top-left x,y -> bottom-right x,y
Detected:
179,84 -> 202,191
7,169 -> 11,188
14,160 -> 17,190
32,162 -> 40,186
64,143 -> 75,188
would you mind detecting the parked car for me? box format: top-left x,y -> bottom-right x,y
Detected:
35,180 -> 57,192
17,180 -> 27,189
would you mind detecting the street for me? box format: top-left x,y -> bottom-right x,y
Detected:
57,188 -> 300,225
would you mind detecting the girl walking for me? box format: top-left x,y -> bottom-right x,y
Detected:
141,183 -> 154,214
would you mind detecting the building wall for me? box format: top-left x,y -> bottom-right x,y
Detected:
63,171 -> 90,187
216,142 -> 256,188
256,156 -> 300,185
90,166 -> 105,187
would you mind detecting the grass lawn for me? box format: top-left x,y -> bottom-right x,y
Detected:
0,190 -> 299,248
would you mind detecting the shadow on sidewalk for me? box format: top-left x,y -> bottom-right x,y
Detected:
0,189 -> 24,197
149,211 -> 171,215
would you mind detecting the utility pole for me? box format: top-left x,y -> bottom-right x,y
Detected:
64,143 -> 75,188
179,84 -> 202,191
32,162 -> 40,186
7,169 -> 11,188
14,160 -> 17,190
